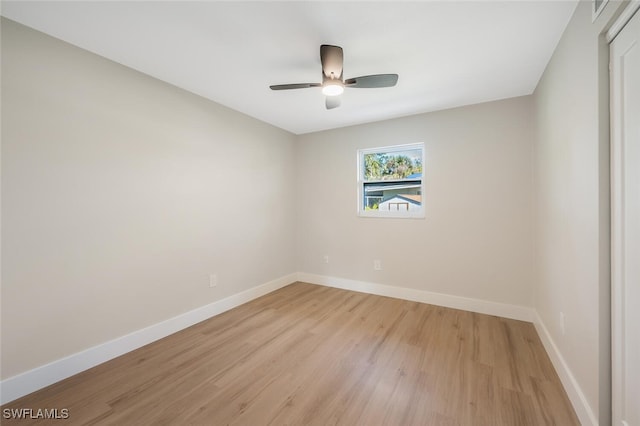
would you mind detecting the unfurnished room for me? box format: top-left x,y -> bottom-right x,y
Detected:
1,1 -> 639,425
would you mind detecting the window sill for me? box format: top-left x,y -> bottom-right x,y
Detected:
357,211 -> 426,219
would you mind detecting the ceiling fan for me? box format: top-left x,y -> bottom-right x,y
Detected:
269,44 -> 398,110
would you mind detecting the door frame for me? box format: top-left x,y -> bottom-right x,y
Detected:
605,1 -> 640,43
608,2 -> 640,425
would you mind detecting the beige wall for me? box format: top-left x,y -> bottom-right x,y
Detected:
533,1 -> 627,423
2,5 -> 622,420
2,18 -> 538,381
1,18 -> 297,379
296,96 -> 535,306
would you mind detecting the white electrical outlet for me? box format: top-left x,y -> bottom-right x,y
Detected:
323,255 -> 329,264
209,273 -> 218,288
373,260 -> 382,271
560,312 -> 565,335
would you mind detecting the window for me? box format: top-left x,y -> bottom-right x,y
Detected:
357,143 -> 425,218
592,0 -> 608,21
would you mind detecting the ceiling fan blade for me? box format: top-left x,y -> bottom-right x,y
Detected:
325,96 -> 341,110
345,74 -> 398,88
320,45 -> 344,81
270,83 -> 321,90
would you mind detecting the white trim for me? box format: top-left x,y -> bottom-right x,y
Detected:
0,273 -> 297,405
609,10 -> 640,424
1,270 -> 590,424
357,210 -> 426,219
296,272 -> 534,322
611,33 -> 625,426
532,312 -> 598,426
606,0 -> 640,43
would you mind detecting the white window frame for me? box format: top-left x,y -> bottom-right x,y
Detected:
357,142 -> 425,219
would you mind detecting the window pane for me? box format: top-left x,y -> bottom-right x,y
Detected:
363,148 -> 422,182
363,181 -> 422,211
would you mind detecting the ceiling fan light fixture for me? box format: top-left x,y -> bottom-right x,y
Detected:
269,45 -> 397,109
322,82 -> 344,96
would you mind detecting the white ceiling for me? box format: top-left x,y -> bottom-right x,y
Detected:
2,1 -> 577,135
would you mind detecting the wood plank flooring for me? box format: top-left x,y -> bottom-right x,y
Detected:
1,282 -> 579,425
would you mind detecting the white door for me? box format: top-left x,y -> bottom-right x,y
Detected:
611,6 -> 640,426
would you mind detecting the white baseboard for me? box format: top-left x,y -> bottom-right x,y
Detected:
533,312 -> 598,426
296,272 -> 535,322
0,273 -> 297,405
1,270 -> 591,426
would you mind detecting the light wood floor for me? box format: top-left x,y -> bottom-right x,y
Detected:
2,282 -> 578,425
